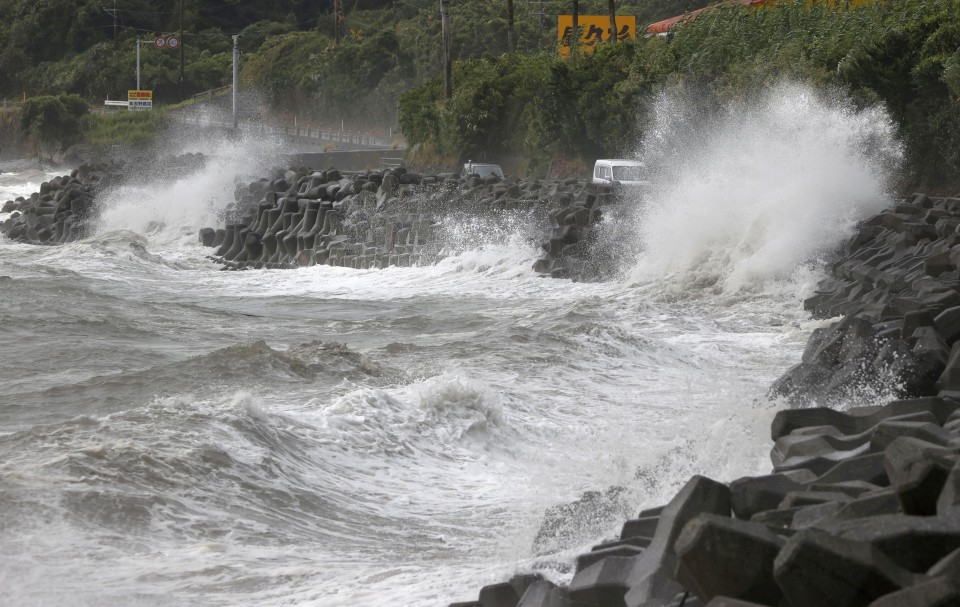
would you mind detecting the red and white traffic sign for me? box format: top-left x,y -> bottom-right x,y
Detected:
166,36 -> 180,49
154,36 -> 166,48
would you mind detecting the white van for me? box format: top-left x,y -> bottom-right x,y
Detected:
592,159 -> 649,187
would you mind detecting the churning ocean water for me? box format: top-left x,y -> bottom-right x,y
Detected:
0,83 -> 903,606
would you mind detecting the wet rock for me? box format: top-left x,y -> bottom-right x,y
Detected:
622,476 -> 731,607
864,577 -> 960,607
773,528 -> 914,606
934,305 -> 960,344
814,510 -> 960,572
478,582 -> 521,607
674,514 -> 784,605
883,437 -> 959,515
620,516 -> 659,540
928,547 -> 960,578
771,398 -> 960,441
832,489 -> 903,520
729,471 -> 816,519
937,460 -> 960,513
576,544 -> 645,573
517,580 -> 569,607
566,556 -> 637,607
703,599 -> 773,607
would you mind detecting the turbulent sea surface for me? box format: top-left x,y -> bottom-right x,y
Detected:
0,84 -> 903,606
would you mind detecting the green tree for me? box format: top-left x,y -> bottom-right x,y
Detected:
18,93 -> 88,152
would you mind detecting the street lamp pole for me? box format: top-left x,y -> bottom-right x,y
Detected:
232,35 -> 239,130
179,0 -> 185,101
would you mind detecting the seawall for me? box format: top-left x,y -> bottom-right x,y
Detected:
194,165 -> 616,282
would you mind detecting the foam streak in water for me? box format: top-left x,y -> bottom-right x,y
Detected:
630,81 -> 903,292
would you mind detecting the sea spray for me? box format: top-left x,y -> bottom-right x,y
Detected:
629,80 -> 903,292
93,126 -> 286,246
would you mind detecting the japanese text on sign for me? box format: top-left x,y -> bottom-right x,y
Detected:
127,90 -> 153,111
557,15 -> 636,56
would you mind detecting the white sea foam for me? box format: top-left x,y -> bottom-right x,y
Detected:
629,81 -> 903,292
94,128 -> 285,248
0,167 -> 63,204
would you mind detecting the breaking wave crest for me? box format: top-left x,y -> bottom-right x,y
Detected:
629,80 -> 903,293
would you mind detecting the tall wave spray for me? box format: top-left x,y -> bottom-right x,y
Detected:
629,81 -> 903,292
94,120 -> 284,246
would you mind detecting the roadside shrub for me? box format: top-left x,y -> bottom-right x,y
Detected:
18,93 -> 88,149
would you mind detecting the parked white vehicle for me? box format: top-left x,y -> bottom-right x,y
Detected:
461,161 -> 504,180
591,159 -> 649,187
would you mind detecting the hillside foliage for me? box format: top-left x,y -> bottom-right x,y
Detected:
1,0 -> 958,188
402,0 -> 960,189
0,1 -> 708,111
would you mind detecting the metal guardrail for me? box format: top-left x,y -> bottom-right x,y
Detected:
287,124 -> 395,148
175,114 -> 403,150
379,156 -> 405,170
190,85 -> 232,101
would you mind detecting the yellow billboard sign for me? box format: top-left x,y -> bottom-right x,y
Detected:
127,90 -> 153,111
558,15 -> 636,56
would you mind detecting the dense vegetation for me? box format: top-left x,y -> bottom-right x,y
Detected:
0,1 -> 707,114
2,0 -> 958,188
401,0 -> 960,189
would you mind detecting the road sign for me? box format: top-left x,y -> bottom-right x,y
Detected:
155,36 -> 166,48
128,90 -> 153,111
557,15 -> 636,57
167,36 -> 180,49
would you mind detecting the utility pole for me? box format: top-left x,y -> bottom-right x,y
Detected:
440,0 -> 451,100
232,34 -> 239,130
179,0 -> 184,101
608,0 -> 617,43
571,0 -> 579,55
507,0 -> 514,52
136,39 -> 141,90
113,0 -> 117,45
333,0 -> 341,44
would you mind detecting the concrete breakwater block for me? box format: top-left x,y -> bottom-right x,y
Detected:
882,436 -> 960,515
773,528 -> 915,606
866,577 -> 960,607
729,470 -> 817,520
674,514 -> 784,605
0,163 -> 108,244
3,159 -> 617,282
814,510 -> 960,572
770,398 -> 960,441
446,390 -> 960,607
517,580 -> 569,607
450,574 -> 544,607
772,194 -> 960,405
194,164 -> 618,279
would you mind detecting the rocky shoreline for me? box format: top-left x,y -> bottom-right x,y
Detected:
3,163 -> 960,606
445,193 -> 960,607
